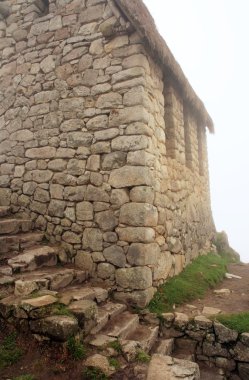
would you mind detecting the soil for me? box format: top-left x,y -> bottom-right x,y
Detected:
175,263 -> 249,316
1,262 -> 248,380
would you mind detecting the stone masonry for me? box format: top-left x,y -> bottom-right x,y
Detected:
0,0 -> 215,306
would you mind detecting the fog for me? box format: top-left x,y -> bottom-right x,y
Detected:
144,0 -> 249,262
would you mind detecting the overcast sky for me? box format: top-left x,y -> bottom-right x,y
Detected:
143,0 -> 249,262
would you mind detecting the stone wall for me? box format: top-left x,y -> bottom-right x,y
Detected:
159,312 -> 249,379
0,0 -> 215,306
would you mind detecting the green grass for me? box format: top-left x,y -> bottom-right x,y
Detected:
149,253 -> 228,314
215,312 -> 249,333
13,375 -> 35,380
136,350 -> 151,363
107,340 -> 122,354
82,367 -> 108,380
67,337 -> 87,360
0,333 -> 23,369
53,303 -> 74,317
108,357 -> 120,369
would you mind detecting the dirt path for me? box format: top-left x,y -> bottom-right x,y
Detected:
176,263 -> 249,316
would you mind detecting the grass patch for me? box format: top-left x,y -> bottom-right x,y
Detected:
53,303 -> 74,317
67,336 -> 87,360
82,367 -> 108,380
108,357 -> 120,369
107,340 -> 122,354
149,253 -> 228,314
215,312 -> 249,333
13,375 -> 35,380
0,333 -> 23,369
136,350 -> 151,363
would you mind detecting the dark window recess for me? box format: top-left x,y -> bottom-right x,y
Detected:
164,85 -> 176,159
183,106 -> 193,169
197,125 -> 204,176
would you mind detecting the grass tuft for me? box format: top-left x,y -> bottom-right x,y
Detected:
82,367 -> 108,380
149,253 -> 228,314
215,312 -> 249,333
67,336 -> 87,360
136,350 -> 151,363
0,333 -> 23,369
107,340 -> 122,354
53,303 -> 74,317
108,357 -> 120,369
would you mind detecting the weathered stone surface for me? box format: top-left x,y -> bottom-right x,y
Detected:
102,152 -> 126,170
234,342 -> 249,361
75,251 -> 94,273
97,263 -> 115,279
30,316 -> 78,341
116,227 -> 155,243
82,228 -> 103,251
127,243 -> 160,266
95,210 -> 118,231
116,267 -> 152,290
147,355 -> 200,380
109,166 -> 153,188
202,306 -> 221,317
214,322 -> 238,343
113,287 -> 155,308
84,354 -> 114,376
103,245 -> 126,267
120,203 -> 158,227
153,251 -> 173,281
76,202 -> 93,220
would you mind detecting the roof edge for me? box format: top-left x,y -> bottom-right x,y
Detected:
114,0 -> 214,133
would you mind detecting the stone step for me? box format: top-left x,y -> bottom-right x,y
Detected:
8,245 -> 58,273
124,324 -> 159,353
146,354 -> 200,380
91,302 -> 127,334
12,266 -> 87,296
101,311 -> 139,339
0,206 -> 11,218
58,286 -> 108,305
0,219 -> 32,235
0,232 -> 44,254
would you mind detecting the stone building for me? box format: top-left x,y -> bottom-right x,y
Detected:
0,0 -> 215,306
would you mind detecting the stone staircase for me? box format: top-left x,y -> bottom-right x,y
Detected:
0,206 -> 161,359
0,207 -> 206,379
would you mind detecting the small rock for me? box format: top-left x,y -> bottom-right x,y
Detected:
225,273 -> 242,279
214,289 -> 231,296
202,306 -> 221,317
84,354 -> 115,376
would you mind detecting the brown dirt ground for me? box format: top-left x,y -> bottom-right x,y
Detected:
175,263 -> 249,316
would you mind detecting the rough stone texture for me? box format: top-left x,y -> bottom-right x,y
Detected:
30,316 -> 78,341
0,0 -> 215,306
147,354 -> 200,380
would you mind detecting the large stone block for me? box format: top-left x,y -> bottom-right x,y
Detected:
75,251 -> 94,273
116,267 -> 152,290
117,227 -> 155,243
109,166 -> 153,188
113,287 -> 156,308
111,135 -> 149,152
109,106 -> 150,127
95,210 -> 118,231
83,228 -> 103,251
120,203 -> 158,227
153,252 -> 173,281
127,243 -> 160,266
103,245 -> 126,268
26,147 -> 56,159
76,202 -> 93,221
130,186 -> 154,203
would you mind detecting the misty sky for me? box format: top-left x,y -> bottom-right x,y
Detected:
144,0 -> 249,262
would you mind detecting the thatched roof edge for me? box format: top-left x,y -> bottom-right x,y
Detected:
114,0 -> 214,133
